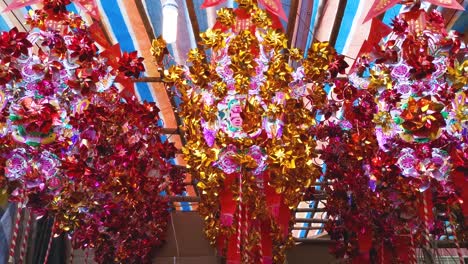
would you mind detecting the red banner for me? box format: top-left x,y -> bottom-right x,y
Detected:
201,0 -> 227,8
425,0 -> 465,10
363,0 -> 400,23
259,0 -> 287,21
266,9 -> 284,30
368,18 -> 392,45
2,0 -> 40,12
351,39 -> 373,72
452,169 -> 468,222
100,44 -> 121,69
115,75 -> 135,99
89,23 -> 111,50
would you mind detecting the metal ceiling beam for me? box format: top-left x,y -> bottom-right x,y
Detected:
286,0 -> 300,48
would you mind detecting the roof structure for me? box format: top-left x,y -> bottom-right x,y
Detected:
0,0 -> 466,240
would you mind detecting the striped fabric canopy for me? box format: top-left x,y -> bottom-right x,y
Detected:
0,0 -> 466,243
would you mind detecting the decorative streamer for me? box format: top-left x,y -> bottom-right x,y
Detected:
448,212 -> 465,264
43,218 -> 55,264
409,234 -> 417,264
19,209 -> 33,264
84,248 -> 89,264
364,0 -> 465,23
8,199 -> 24,263
421,192 -> 432,260
69,246 -> 74,264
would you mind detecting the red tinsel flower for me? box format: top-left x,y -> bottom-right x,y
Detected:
11,97 -> 60,135
32,53 -> 64,78
379,89 -> 401,106
329,54 -> 349,78
0,27 -> 32,58
391,17 -> 408,36
402,36 -> 435,79
66,31 -> 98,62
333,80 -> 357,101
56,88 -> 184,263
41,31 -> 67,58
118,51 -> 145,78
426,10 -> 444,28
0,57 -> 21,85
43,0 -> 72,15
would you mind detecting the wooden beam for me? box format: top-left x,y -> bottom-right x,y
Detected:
169,195 -> 201,202
161,127 -> 181,134
328,0 -> 347,47
135,0 -> 156,40
134,76 -> 163,82
286,0 -> 300,48
186,0 -> 207,62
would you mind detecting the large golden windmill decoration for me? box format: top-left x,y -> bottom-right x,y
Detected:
152,0 -> 347,262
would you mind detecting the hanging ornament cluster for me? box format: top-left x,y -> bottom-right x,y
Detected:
0,1 -> 184,263
152,0 -> 348,262
53,89 -> 183,263
314,7 -> 467,262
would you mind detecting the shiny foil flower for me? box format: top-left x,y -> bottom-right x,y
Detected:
150,36 -> 168,65
0,27 -> 32,58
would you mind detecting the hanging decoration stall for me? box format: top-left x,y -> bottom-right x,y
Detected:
0,1 -> 184,263
314,4 -> 467,262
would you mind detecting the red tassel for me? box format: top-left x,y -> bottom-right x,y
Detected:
395,235 -> 413,262
220,173 -> 237,226
357,229 -> 372,261
261,221 -> 273,264
279,199 -> 290,238
227,230 -> 241,263
452,169 -> 468,222
424,191 -> 434,229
